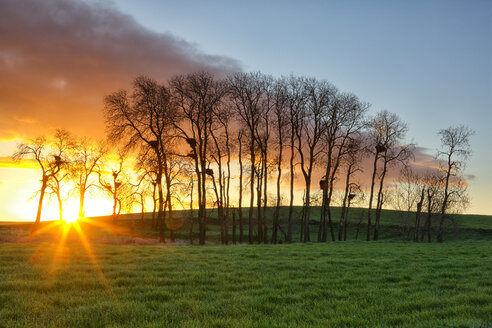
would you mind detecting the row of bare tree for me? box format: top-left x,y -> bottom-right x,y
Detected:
14,71 -> 473,244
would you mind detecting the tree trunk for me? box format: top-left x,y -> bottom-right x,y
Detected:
287,133 -> 295,243
273,140 -> 282,244
423,190 -> 433,243
414,188 -> 425,242
373,157 -> 388,241
140,194 -> 145,221
189,177 -> 194,244
151,185 -> 157,229
344,200 -> 351,241
262,146 -> 268,244
338,165 -> 352,241
366,152 -> 379,241
34,175 -> 48,226
238,133 -> 244,243
256,163 -> 263,243
319,146 -> 333,242
78,187 -> 85,220
211,173 -> 224,244
157,170 -> 165,243
248,139 -> 255,244
438,154 -> 452,243
304,179 -> 311,242
56,190 -> 63,221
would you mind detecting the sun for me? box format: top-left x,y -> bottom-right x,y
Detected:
64,216 -> 78,224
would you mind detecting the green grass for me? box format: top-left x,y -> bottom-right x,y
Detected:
0,208 -> 491,327
0,241 -> 491,327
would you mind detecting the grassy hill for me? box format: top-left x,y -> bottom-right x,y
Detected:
0,207 -> 490,327
1,206 -> 491,244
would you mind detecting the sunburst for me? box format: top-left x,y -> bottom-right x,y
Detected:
25,218 -> 118,304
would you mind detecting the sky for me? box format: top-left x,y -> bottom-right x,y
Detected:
0,0 -> 491,218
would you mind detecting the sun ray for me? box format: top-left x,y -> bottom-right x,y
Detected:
21,220 -> 61,241
72,222 -> 119,305
48,221 -> 72,274
83,217 -> 116,231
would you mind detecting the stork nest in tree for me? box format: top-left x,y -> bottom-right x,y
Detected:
376,143 -> 387,153
149,140 -> 159,149
186,138 -> 197,148
53,155 -> 63,166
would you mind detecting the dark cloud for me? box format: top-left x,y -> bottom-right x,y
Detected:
0,0 -> 241,139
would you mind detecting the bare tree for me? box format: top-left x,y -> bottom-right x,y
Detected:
295,78 -> 332,242
319,92 -> 368,242
12,131 -> 67,227
237,129 -> 245,243
373,145 -> 413,241
45,129 -> 75,221
104,75 -> 177,242
228,72 -> 267,243
209,106 -> 230,244
272,78 -> 288,243
284,75 -> 305,242
171,71 -> 228,245
337,136 -> 364,241
97,151 -> 132,224
391,166 -> 428,241
436,125 -> 474,242
420,171 -> 443,242
365,110 -> 411,241
71,138 -> 106,220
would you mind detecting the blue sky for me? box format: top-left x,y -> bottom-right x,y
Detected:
112,0 -> 492,214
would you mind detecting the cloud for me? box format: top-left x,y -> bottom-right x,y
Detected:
0,0 -> 241,139
288,145 -> 443,193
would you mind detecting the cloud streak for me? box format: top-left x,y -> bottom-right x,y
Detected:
0,0 -> 241,139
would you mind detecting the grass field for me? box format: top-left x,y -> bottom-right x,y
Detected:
0,242 -> 491,327
0,209 -> 491,327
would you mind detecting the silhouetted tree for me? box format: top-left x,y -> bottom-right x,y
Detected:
436,125 -> 474,242
71,138 -> 106,220
228,72 -> 267,243
295,78 -> 332,242
237,129 -> 245,243
46,129 -> 75,221
319,92 -> 367,242
171,71 -> 228,245
338,135 -> 364,241
104,75 -> 177,242
97,151 -> 132,224
365,110 -> 411,241
12,130 -> 68,227
272,78 -> 288,243
284,75 -> 305,242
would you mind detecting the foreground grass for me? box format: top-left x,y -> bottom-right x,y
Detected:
0,240 -> 490,327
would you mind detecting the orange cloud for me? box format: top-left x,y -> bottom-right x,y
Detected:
0,0 -> 241,140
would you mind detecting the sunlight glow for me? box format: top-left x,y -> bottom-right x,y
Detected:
21,219 -> 118,304
64,216 -> 78,223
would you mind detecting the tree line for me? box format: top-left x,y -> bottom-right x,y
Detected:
13,71 -> 474,244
